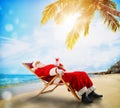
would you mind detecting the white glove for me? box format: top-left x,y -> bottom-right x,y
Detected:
57,69 -> 64,75
54,78 -> 60,83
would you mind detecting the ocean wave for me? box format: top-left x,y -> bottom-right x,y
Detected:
0,74 -> 39,86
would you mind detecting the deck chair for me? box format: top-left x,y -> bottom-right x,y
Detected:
22,62 -> 81,102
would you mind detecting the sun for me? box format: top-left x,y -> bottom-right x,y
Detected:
60,13 -> 80,33
53,13 -> 81,41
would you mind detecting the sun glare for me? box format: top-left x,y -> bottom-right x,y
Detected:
61,13 -> 80,32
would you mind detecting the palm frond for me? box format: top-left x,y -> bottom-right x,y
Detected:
54,0 -> 81,24
58,0 -> 69,3
54,4 -> 72,24
84,22 -> 89,36
82,4 -> 95,36
100,10 -> 120,32
54,12 -> 65,24
109,1 -> 117,9
101,0 -> 117,9
98,2 -> 120,18
65,9 -> 95,49
41,3 -> 57,25
65,28 -> 80,49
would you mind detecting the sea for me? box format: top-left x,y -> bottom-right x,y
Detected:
0,73 -> 97,87
0,74 -> 39,87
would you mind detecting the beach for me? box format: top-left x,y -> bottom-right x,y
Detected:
0,74 -> 120,108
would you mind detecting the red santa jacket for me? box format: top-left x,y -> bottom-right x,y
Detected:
34,64 -> 56,76
34,64 -> 65,81
30,63 -> 94,92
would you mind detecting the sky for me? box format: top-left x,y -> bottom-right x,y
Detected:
0,0 -> 120,74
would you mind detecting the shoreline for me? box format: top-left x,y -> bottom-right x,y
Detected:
0,81 -> 43,99
0,74 -> 120,108
0,80 -> 40,89
0,73 -> 100,89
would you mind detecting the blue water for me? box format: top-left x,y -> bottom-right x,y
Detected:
0,74 -> 98,87
0,74 -> 39,86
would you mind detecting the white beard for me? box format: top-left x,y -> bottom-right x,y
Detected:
32,63 -> 46,71
36,63 -> 45,68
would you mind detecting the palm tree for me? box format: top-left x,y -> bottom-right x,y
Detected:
41,0 -> 120,49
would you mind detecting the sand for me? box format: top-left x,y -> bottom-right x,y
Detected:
0,74 -> 120,108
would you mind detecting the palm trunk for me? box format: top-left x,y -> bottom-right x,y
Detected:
98,2 -> 120,18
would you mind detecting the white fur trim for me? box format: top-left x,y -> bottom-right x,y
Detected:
86,85 -> 96,96
37,63 -> 45,68
49,67 -> 57,76
32,61 -> 38,68
78,87 -> 88,96
57,69 -> 63,74
32,61 -> 45,68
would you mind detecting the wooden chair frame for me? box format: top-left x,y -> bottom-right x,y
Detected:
22,63 -> 81,102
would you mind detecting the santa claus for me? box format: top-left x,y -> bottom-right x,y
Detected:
30,58 -> 103,104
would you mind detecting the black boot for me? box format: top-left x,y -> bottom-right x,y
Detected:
82,93 -> 93,104
88,91 -> 103,99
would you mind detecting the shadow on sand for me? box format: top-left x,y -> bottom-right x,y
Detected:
11,95 -> 103,108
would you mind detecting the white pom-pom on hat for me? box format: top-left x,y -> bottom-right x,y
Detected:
32,61 -> 40,68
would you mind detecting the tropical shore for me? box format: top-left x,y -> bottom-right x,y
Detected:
0,74 -> 120,108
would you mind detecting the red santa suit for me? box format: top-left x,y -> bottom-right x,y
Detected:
30,60 -> 96,96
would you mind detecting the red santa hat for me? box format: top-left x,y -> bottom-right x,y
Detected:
29,62 -> 33,68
